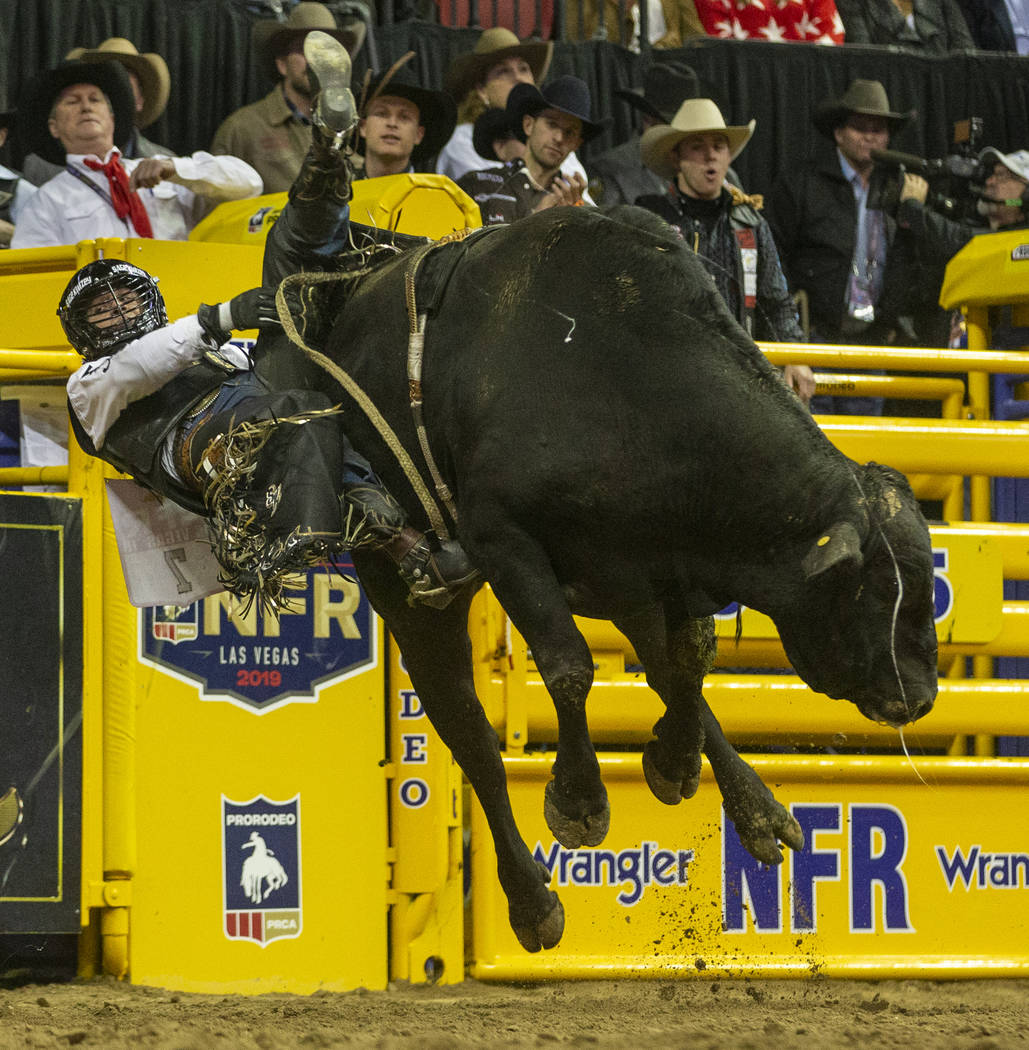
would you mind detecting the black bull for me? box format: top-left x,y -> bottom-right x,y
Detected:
271,207 -> 939,952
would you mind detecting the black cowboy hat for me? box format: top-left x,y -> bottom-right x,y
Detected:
20,59 -> 135,165
614,60 -> 700,125
361,67 -> 458,164
813,79 -> 914,139
506,75 -> 610,144
471,106 -> 521,162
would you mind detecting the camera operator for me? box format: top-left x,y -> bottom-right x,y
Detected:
894,149 -> 1029,350
898,148 -> 1029,262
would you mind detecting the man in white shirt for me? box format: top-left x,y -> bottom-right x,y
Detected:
12,59 -> 262,249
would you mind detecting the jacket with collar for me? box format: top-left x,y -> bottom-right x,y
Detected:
835,0 -> 976,51
637,183 -> 803,342
764,150 -> 899,341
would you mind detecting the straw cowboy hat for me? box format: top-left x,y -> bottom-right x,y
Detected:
813,79 -> 913,139
74,38 -> 171,128
361,67 -> 457,163
640,98 -> 755,179
614,60 -> 700,125
443,27 -> 553,103
253,1 -> 367,82
506,76 -> 610,144
21,59 -> 136,165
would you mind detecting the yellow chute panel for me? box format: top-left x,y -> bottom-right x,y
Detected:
189,174 -> 480,247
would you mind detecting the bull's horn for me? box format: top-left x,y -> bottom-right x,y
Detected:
801,521 -> 863,580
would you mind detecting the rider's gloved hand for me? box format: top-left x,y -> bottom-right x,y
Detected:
197,287 -> 282,346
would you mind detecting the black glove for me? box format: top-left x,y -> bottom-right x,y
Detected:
228,287 -> 282,331
197,287 -> 282,346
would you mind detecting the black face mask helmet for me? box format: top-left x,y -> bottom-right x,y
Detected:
57,259 -> 168,361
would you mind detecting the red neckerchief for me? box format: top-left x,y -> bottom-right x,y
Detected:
82,150 -> 154,238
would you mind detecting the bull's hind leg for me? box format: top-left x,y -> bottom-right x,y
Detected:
352,551 -> 564,952
466,527 -> 609,850
612,605 -> 711,806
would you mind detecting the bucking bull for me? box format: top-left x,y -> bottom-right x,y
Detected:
269,205 -> 939,952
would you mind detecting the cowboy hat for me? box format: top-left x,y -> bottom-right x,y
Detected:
253,1 -> 366,82
640,98 -> 754,179
73,38 -> 171,128
813,79 -> 913,138
506,75 -> 610,144
614,60 -> 700,125
443,27 -> 553,103
20,59 -> 136,165
361,67 -> 457,164
472,106 -> 520,162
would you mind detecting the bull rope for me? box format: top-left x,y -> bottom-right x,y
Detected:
274,269 -> 453,540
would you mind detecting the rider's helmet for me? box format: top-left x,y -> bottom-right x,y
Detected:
57,259 -> 168,361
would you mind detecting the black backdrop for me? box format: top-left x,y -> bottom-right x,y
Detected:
1,0 -> 1028,191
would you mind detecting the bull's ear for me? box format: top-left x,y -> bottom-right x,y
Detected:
801,521 -> 864,580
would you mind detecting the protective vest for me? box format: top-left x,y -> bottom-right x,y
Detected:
68,359 -> 231,515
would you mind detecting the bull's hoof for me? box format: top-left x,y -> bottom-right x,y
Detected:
510,862 -> 565,952
543,779 -> 610,848
642,740 -> 701,806
731,806 -> 805,866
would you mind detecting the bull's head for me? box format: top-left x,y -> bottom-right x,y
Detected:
776,463 -> 938,727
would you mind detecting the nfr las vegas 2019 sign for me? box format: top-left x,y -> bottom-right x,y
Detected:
139,563 -> 376,713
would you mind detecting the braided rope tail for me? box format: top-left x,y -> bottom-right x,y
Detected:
274,269 -> 453,540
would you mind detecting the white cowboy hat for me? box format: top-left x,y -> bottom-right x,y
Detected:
640,98 -> 755,180
74,37 -> 171,129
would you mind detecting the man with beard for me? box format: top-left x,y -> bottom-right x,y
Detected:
211,2 -> 365,192
458,76 -> 606,226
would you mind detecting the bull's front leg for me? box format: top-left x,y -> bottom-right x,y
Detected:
701,701 -> 804,865
353,551 -> 564,952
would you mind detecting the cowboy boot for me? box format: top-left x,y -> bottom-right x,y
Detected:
291,30 -> 357,205
344,482 -> 480,608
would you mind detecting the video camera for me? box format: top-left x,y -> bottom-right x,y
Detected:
869,117 -> 986,223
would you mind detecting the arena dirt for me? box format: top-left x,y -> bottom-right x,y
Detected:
0,976 -> 1027,1049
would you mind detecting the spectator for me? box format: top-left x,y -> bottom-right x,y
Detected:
764,80 -> 914,350
652,0 -> 708,48
23,38 -> 173,187
356,68 -> 456,178
211,2 -> 365,193
954,0 -> 1019,51
458,77 -> 607,226
470,107 -> 525,168
834,0 -> 975,51
692,0 -> 844,42
0,109 -> 36,247
636,98 -> 814,402
588,60 -> 700,208
436,26 -> 596,193
61,32 -> 476,612
11,60 -> 261,249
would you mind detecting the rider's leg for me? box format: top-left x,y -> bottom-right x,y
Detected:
341,443 -> 479,609
261,30 -> 358,287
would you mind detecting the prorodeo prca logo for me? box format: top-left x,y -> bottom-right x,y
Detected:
222,795 -> 302,946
